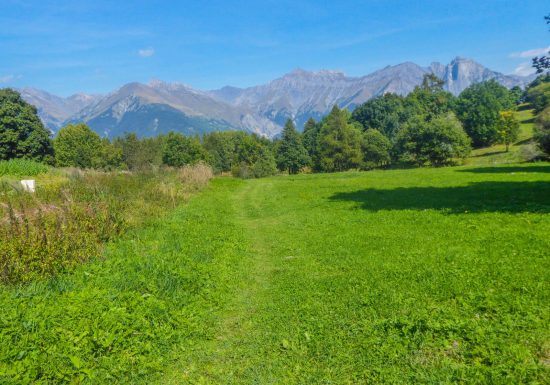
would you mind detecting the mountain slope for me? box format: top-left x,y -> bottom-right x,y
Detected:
19,57 -> 535,138
429,57 -> 531,95
209,58 -> 532,134
18,88 -> 100,131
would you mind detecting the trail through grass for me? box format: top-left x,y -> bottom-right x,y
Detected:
166,164 -> 550,384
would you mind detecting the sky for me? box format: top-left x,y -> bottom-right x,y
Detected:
0,0 -> 548,96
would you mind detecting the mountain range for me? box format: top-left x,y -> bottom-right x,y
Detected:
18,57 -> 534,138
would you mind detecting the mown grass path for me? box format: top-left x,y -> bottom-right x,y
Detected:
166,164 -> 550,384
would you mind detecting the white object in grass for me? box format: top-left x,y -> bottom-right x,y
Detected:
21,179 -> 36,193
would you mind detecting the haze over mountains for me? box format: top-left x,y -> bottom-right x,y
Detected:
19,57 -> 534,138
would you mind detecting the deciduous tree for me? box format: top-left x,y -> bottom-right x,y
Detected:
54,123 -> 102,168
496,111 -> 520,152
396,113 -> 471,166
162,132 -> 209,167
0,88 -> 53,162
362,129 -> 391,168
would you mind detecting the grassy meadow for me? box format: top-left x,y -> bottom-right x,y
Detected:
1,109 -> 549,383
1,161 -> 549,383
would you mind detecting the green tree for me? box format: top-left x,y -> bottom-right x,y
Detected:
162,132 -> 209,167
509,86 -> 524,104
203,131 -> 238,172
532,14 -> 550,73
534,106 -> 550,155
496,111 -> 520,152
525,75 -> 550,113
406,74 -> 455,119
302,118 -> 320,159
351,93 -> 408,140
113,133 -> 165,170
317,106 -> 363,172
454,80 -> 516,147
362,129 -> 391,168
252,146 -> 278,178
276,119 -> 310,174
54,123 -> 102,168
233,132 -> 265,165
396,113 -> 471,166
96,138 -> 123,170
0,88 -> 53,162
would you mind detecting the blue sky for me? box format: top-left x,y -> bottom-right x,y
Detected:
0,0 -> 548,96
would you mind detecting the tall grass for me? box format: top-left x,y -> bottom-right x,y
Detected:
0,164 -> 214,284
0,159 -> 50,177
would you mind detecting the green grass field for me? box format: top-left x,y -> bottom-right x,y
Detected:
466,106 -> 541,166
1,163 -> 549,383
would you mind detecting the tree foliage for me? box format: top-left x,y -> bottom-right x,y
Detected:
203,131 -> 237,172
276,119 -> 310,174
162,132 -> 209,167
113,133 -> 164,170
302,118 -> 320,159
524,75 -> 550,113
406,74 -> 455,119
396,113 -> 471,166
54,123 -> 103,168
534,106 -> 550,155
351,93 -> 409,140
0,88 -> 53,162
454,80 -> 516,147
532,14 -> 550,74
496,111 -> 520,152
362,129 -> 391,168
317,106 -> 363,172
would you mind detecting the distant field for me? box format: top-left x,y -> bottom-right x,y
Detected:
1,163 -> 549,383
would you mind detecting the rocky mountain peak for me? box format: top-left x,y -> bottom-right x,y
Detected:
20,57 -> 536,138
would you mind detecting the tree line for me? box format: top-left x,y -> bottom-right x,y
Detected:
1,71 -> 549,176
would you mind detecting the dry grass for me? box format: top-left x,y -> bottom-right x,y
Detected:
178,162 -> 214,189
0,163 -> 215,284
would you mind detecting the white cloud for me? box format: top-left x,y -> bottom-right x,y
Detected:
138,47 -> 155,57
514,61 -> 536,76
510,46 -> 550,58
0,74 -> 21,83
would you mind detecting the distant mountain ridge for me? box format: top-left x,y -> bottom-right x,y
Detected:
18,57 -> 535,138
